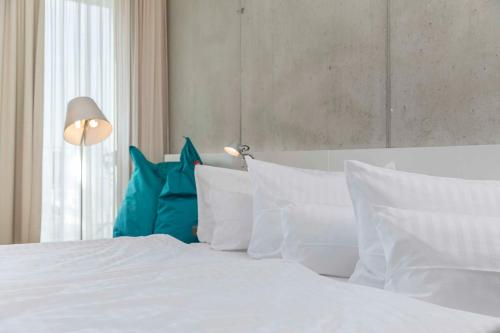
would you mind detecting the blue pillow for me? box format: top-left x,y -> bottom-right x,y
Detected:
113,146 -> 179,237
154,138 -> 202,243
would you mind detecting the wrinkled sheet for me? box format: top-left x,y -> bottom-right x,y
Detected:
1,235 -> 499,333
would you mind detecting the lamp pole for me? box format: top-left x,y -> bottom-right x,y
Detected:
80,143 -> 83,241
79,120 -> 88,241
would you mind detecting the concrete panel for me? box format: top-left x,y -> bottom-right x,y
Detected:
241,0 -> 387,151
390,0 -> 500,147
168,0 -> 241,153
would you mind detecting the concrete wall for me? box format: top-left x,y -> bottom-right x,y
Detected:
390,0 -> 500,147
168,0 -> 500,153
168,0 -> 241,153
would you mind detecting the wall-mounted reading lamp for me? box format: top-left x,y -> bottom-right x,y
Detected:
224,143 -> 254,168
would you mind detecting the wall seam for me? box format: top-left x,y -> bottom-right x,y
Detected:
385,0 -> 392,148
239,0 -> 243,145
167,0 -> 171,153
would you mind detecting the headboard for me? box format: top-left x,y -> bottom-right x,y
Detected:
165,144 -> 500,181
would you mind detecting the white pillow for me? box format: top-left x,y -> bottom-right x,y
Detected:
345,160 -> 500,288
246,158 -> 352,258
281,204 -> 358,277
195,165 -> 252,243
210,188 -> 253,250
375,206 -> 500,317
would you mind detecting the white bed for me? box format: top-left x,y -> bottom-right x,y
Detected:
3,144 -> 500,332
1,235 -> 499,332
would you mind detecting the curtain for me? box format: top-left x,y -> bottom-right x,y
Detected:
114,0 -> 168,207
0,0 -> 45,244
131,0 -> 169,162
41,0 -> 169,242
116,0 -> 169,166
41,0 -> 116,241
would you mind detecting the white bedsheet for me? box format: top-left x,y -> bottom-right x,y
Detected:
1,235 -> 499,333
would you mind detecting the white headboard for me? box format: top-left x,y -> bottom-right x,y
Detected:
165,144 -> 500,180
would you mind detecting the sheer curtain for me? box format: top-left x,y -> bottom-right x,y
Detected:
41,0 -> 168,242
41,0 -> 117,241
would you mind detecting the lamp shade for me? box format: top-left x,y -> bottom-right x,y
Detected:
224,142 -> 241,157
64,97 -> 112,146
224,143 -> 253,159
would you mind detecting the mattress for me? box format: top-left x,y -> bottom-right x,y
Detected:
1,235 -> 499,332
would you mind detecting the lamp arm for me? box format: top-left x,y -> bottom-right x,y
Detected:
237,144 -> 254,160
241,152 -> 254,159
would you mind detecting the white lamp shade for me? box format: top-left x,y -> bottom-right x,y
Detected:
224,144 -> 241,157
224,143 -> 253,159
64,97 -> 112,146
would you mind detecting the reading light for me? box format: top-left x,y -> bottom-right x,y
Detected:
224,143 -> 254,169
224,143 -> 254,159
224,146 -> 241,157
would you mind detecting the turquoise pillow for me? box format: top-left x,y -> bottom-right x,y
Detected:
154,137 -> 202,243
113,146 -> 179,237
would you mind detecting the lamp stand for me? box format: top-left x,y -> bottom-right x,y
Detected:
80,143 -> 83,241
64,97 -> 112,242
239,145 -> 253,170
79,120 -> 88,241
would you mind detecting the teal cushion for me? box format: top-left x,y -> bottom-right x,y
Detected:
154,137 -> 202,243
113,146 -> 179,237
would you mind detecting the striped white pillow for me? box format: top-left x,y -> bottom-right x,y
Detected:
281,203 -> 358,277
375,206 -> 500,317
345,160 -> 500,288
246,158 -> 351,258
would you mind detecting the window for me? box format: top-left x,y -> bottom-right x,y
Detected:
41,0 -> 117,241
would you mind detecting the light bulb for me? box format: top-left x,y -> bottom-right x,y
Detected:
224,146 -> 240,157
74,120 -> 82,129
89,119 -> 99,128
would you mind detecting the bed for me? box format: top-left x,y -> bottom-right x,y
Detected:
2,144 -> 500,332
1,235 -> 499,332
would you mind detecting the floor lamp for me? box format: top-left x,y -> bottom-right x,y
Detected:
63,97 -> 112,240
